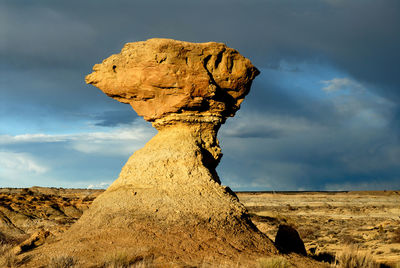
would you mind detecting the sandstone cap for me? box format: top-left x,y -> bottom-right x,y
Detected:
86,38 -> 259,122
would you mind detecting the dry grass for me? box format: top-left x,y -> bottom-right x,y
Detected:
101,252 -> 153,268
298,227 -> 319,241
48,255 -> 78,268
0,232 -> 24,246
258,256 -> 292,268
1,232 -> 34,267
391,228 -> 400,243
199,261 -> 241,268
1,245 -> 31,268
3,251 -> 18,268
341,234 -> 359,245
331,245 -> 379,268
0,243 -> 13,256
1,242 -> 17,268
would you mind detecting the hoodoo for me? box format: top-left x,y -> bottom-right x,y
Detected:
29,39 -> 278,266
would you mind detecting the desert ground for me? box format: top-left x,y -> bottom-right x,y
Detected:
0,187 -> 399,267
238,191 -> 400,266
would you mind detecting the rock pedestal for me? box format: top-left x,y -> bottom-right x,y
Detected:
29,39 -> 277,266
67,114 -> 275,265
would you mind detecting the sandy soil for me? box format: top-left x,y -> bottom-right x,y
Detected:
1,188 -> 399,266
238,191 -> 400,266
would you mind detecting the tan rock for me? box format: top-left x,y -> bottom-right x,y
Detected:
13,230 -> 50,255
27,39 -> 275,266
85,38 -> 259,122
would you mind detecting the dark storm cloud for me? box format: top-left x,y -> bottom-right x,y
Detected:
219,111 -> 400,190
2,1 -> 399,79
92,109 -> 137,127
246,75 -> 340,125
3,0 -> 398,105
224,127 -> 282,139
218,65 -> 400,190
1,0 -> 399,190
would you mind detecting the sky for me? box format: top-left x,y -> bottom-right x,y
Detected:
1,0 -> 399,191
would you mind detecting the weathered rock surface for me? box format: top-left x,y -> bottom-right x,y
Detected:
12,229 -> 51,255
85,38 -> 259,121
24,39 -> 277,267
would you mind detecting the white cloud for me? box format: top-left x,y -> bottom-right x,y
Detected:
0,151 -> 50,187
321,77 -> 364,93
69,124 -> 155,156
0,133 -> 69,144
320,77 -> 395,128
87,182 -> 111,189
0,151 -> 48,174
0,121 -> 156,156
0,121 -> 156,187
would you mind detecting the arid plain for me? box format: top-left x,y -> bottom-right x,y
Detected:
238,191 -> 400,266
0,187 -> 399,267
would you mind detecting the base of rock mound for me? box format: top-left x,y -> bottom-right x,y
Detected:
21,121 -> 279,266
25,219 -> 276,267
19,230 -> 322,267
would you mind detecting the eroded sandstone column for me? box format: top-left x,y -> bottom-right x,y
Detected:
36,39 -> 276,266
83,38 -> 261,225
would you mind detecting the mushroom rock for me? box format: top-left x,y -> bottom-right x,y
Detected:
33,39 -> 277,266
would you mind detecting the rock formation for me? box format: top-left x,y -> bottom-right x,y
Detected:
26,39 -> 277,266
85,38 -> 259,122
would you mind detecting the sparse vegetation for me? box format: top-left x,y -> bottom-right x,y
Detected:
299,227 -> 319,241
101,252 -> 152,268
258,256 -> 292,268
1,189 -> 400,266
286,204 -> 297,211
0,246 -> 31,268
3,250 -> 18,268
48,255 -> 78,268
198,260 -> 241,268
0,242 -> 12,256
310,251 -> 336,264
0,232 -> 8,244
391,228 -> 400,243
245,192 -> 400,265
390,248 -> 400,254
1,242 -> 16,268
0,232 -> 25,246
341,234 -> 358,245
331,246 -> 379,268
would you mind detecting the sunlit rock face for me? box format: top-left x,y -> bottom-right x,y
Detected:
28,39 -> 275,267
83,38 -> 264,226
85,38 -> 259,122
